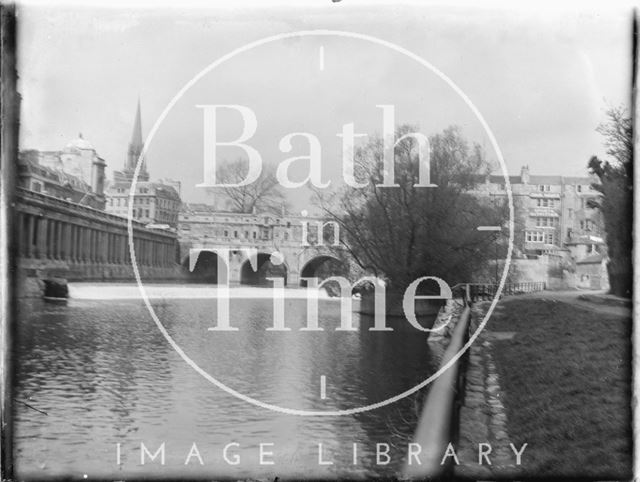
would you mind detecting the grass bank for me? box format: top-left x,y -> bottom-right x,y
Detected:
488,296 -> 632,479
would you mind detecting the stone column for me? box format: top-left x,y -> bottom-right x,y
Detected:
90,229 -> 95,263
102,231 -> 108,263
72,225 -> 79,262
153,241 -> 158,267
26,214 -> 34,258
69,225 -> 76,262
117,234 -> 123,264
81,227 -> 88,262
91,229 -> 97,263
36,217 -> 47,258
85,228 -> 90,263
98,230 -> 105,263
56,221 -> 63,259
107,233 -> 113,263
288,271 -> 300,287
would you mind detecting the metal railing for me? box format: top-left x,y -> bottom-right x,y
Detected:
404,280 -> 547,478
465,281 -> 546,301
404,287 -> 472,479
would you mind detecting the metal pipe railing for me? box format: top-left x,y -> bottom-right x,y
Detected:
404,288 -> 472,479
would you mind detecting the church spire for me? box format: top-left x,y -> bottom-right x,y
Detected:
130,98 -> 143,151
126,97 -> 149,181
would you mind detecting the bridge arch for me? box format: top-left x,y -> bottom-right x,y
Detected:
239,252 -> 289,286
299,254 -> 347,287
182,251 -> 227,284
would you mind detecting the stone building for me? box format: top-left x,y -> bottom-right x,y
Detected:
105,101 -> 181,227
576,253 -> 609,290
471,165 -> 604,258
179,204 -> 335,248
467,165 -> 608,289
106,181 -> 181,227
18,135 -> 106,210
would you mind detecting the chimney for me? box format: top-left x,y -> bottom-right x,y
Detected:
520,165 -> 530,184
92,156 -> 106,198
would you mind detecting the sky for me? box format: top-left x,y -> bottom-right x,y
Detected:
16,1 -> 633,207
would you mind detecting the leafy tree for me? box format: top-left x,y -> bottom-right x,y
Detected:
587,107 -> 633,297
206,158 -> 288,213
316,125 -> 506,292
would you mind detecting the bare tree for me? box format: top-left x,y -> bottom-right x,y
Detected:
206,158 -> 289,213
316,125 -> 506,292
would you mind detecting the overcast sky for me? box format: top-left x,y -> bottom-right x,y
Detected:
17,2 -> 633,206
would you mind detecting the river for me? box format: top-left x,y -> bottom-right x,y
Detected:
12,284 -> 440,479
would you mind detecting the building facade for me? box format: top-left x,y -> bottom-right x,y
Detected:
178,203 -> 336,248
106,181 -> 181,227
472,165 -> 604,257
105,101 -> 181,227
18,135 -> 106,210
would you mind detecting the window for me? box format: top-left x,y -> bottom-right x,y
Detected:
145,209 -> 149,217
526,231 -> 545,242
536,198 -> 555,208
584,220 -> 595,232
577,185 -> 582,192
539,185 -> 551,192
244,231 -> 249,238
252,232 -> 257,239
234,231 -> 238,238
224,230 -> 228,237
31,181 -> 42,192
284,232 -> 289,241
287,222 -> 291,228
535,217 -> 558,227
545,233 -> 555,244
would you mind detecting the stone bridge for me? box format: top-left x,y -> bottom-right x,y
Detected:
179,238 -> 348,286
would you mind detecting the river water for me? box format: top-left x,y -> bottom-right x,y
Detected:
13,284 -> 440,479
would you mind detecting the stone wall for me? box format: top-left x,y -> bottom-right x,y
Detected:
14,188 -> 181,297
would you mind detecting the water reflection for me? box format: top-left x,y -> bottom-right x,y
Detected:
13,289 -> 439,479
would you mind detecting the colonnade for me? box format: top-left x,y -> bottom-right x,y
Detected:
16,205 -> 177,268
